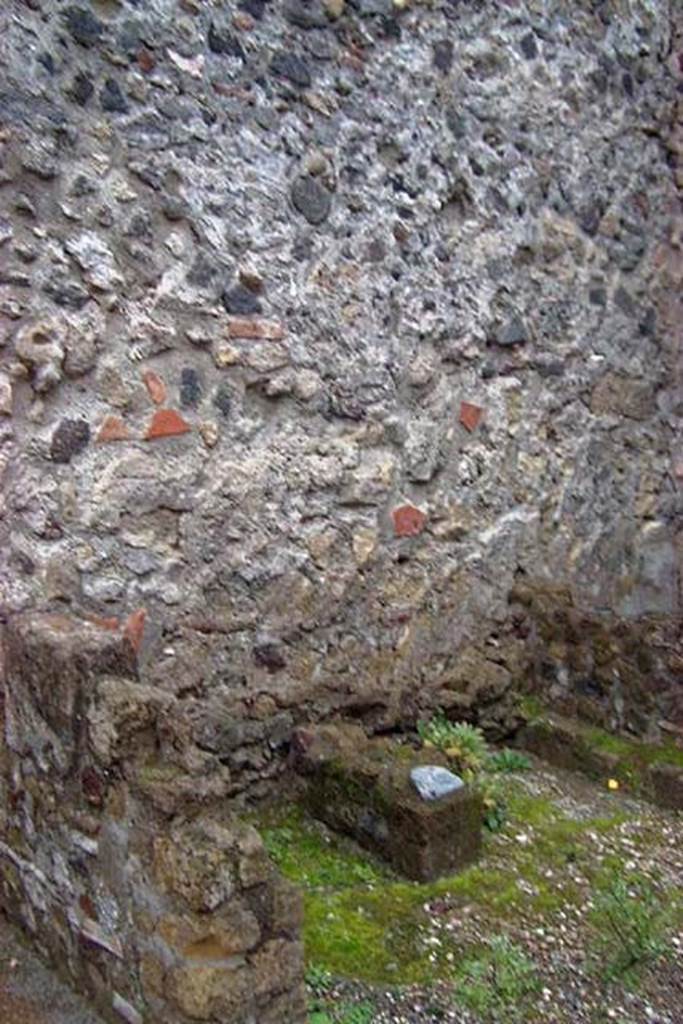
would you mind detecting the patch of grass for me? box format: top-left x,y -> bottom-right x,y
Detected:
253,783 -> 638,987
259,807 -> 389,890
304,882 -> 438,984
453,936 -> 540,1021
305,964 -> 334,998
585,725 -> 683,771
590,869 -> 675,981
309,1003 -> 376,1024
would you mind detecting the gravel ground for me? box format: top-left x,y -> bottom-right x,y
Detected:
309,760 -> 683,1024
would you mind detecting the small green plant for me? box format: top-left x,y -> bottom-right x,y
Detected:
340,1003 -> 375,1024
453,936 -> 540,1020
308,1002 -> 375,1024
486,748 -> 531,773
305,964 -> 334,998
418,711 -> 489,775
590,870 -> 673,980
478,774 -> 508,832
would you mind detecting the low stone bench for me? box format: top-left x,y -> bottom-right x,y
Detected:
518,712 -> 683,811
291,723 -> 482,882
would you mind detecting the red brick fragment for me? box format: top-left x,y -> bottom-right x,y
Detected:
137,48 -> 155,73
123,608 -> 146,655
79,894 -> 99,920
96,415 -> 131,444
81,768 -> 105,808
84,613 -> 120,631
460,401 -> 483,433
145,409 -> 191,440
227,317 -> 285,340
392,504 -> 427,538
142,370 -> 167,405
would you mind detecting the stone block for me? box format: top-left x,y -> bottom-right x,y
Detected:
293,724 -> 482,881
649,763 -> 683,811
4,613 -> 137,758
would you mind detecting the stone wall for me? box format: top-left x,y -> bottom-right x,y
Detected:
0,612 -> 305,1024
0,0 -> 681,789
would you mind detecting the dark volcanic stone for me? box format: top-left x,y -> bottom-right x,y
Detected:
290,175 -> 332,225
240,0 -> 270,18
100,79 -> 128,114
520,32 -> 538,60
254,642 -> 287,672
378,15 -> 401,40
213,385 -> 232,417
186,253 -> 221,288
208,22 -> 246,59
284,0 -> 328,29
639,307 -> 656,337
578,201 -> 603,236
50,419 -> 90,463
269,51 -> 311,88
37,52 -> 55,74
222,284 -> 262,315
70,72 -> 94,106
496,316 -> 528,346
433,39 -> 454,72
445,106 -> 467,138
180,368 -> 202,408
43,275 -> 89,309
63,6 -> 105,48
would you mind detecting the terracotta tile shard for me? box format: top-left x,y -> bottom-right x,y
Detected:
96,415 -> 131,443
145,409 -> 191,440
142,369 -> 167,405
84,613 -> 120,631
227,317 -> 285,340
392,504 -> 427,538
137,48 -> 155,73
123,608 -> 146,654
460,401 -> 483,433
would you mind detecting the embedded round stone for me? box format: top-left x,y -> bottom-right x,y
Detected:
410,765 -> 464,801
290,175 -> 332,225
50,418 -> 90,463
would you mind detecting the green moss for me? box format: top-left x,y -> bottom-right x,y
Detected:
506,792 -> 558,827
251,784 -> 657,987
517,694 -> 546,723
257,805 -> 390,890
304,884 -> 438,984
585,725 -> 683,770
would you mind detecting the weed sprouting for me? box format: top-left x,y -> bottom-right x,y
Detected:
590,870 -> 674,981
453,936 -> 540,1019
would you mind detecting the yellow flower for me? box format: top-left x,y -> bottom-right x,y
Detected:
607,778 -> 619,791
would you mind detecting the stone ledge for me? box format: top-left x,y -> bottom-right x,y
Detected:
291,723 -> 482,882
518,712 -> 683,811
